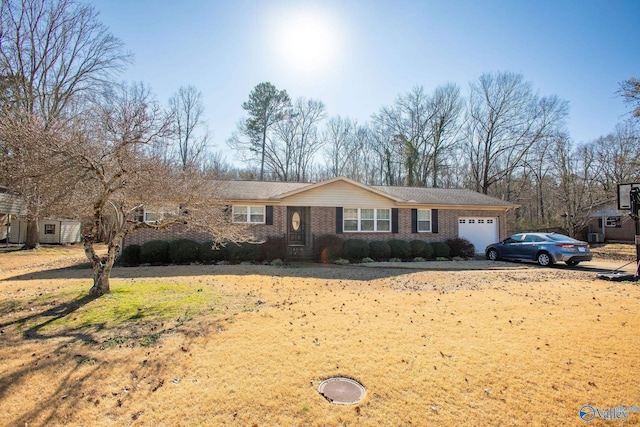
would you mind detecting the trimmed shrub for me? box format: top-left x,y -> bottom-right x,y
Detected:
369,241 -> 391,261
342,239 -> 369,261
140,240 -> 170,265
316,234 -> 344,262
119,244 -> 141,267
227,242 -> 261,263
431,241 -> 451,259
260,236 -> 286,261
168,239 -> 200,265
423,242 -> 434,260
410,240 -> 426,258
411,240 -> 435,260
388,239 -> 411,260
198,241 -> 227,264
446,237 -> 476,258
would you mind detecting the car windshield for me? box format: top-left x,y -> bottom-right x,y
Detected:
545,234 -> 580,243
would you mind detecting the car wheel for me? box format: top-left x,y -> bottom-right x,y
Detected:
536,252 -> 553,266
487,249 -> 499,261
566,260 -> 580,266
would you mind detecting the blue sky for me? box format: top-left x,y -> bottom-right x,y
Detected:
92,0 -> 640,157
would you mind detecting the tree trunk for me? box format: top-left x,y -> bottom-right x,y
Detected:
90,264 -> 111,296
25,219 -> 40,249
85,237 -> 118,296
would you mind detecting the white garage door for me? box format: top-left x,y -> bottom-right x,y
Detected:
458,217 -> 498,254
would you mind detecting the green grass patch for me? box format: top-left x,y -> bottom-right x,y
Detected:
140,333 -> 161,347
99,336 -> 129,349
68,281 -> 225,328
11,279 -> 241,335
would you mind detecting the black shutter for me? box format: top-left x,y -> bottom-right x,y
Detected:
598,218 -> 603,228
432,209 -> 439,233
392,208 -> 399,233
411,209 -> 418,233
265,206 -> 273,225
336,207 -> 343,234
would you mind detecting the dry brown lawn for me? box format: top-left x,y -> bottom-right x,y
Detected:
1,246 -> 639,426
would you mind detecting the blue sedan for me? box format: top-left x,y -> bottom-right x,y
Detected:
485,232 -> 593,266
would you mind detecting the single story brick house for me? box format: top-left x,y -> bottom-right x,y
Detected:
582,198 -> 635,243
125,177 -> 517,258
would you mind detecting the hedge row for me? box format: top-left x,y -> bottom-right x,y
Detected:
119,236 -> 286,267
315,235 -> 475,262
119,235 -> 476,266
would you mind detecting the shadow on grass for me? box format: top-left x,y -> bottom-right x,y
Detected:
0,346 -> 103,426
0,258 -> 627,284
0,294 -> 99,340
0,294 -> 106,426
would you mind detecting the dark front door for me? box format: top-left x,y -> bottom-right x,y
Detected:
288,207 -> 307,246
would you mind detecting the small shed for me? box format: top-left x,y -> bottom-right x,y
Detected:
9,218 -> 82,244
0,186 -> 27,241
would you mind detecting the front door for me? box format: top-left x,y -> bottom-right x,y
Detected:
288,207 -> 307,246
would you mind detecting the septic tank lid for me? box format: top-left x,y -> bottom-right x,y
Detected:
317,377 -> 366,405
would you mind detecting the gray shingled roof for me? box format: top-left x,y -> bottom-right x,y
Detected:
214,179 -> 516,208
372,185 -> 516,207
0,186 -> 27,215
214,180 -> 310,200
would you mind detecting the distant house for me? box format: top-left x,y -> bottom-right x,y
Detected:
584,198 -> 636,243
125,177 -> 517,258
0,186 -> 27,242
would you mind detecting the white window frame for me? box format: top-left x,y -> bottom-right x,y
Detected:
144,211 -> 162,222
44,224 -> 56,235
417,209 -> 432,232
133,207 -> 165,223
343,208 -> 391,232
605,216 -> 621,228
232,205 -> 265,224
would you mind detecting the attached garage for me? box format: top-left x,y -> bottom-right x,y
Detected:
458,217 -> 498,254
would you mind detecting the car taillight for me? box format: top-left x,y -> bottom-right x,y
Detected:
556,243 -> 574,248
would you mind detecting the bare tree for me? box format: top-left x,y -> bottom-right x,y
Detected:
552,136 -> 601,237
371,84 -> 463,187
465,71 -> 568,195
592,121 -> 640,192
0,112 -> 79,227
168,85 -> 210,170
0,0 -> 130,248
620,77 -> 640,118
428,83 -> 463,187
65,83 -> 248,296
322,116 -> 361,178
269,98 -> 325,181
373,86 -> 434,186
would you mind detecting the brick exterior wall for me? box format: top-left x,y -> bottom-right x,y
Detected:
124,206 -> 509,258
584,215 -> 635,243
313,207 -> 508,243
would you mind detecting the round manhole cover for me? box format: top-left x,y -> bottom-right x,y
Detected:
317,377 -> 365,405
